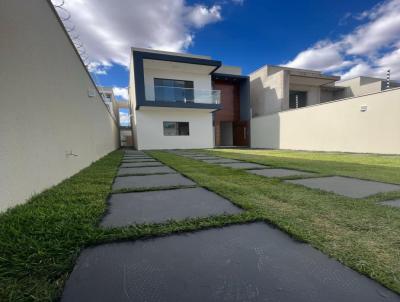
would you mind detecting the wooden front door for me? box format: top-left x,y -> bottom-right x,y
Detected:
233,121 -> 248,146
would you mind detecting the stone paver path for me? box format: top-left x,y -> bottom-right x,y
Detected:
120,162 -> 164,168
379,199 -> 400,208
61,150 -> 400,301
62,222 -> 400,302
101,187 -> 242,227
117,166 -> 176,176
112,174 -> 195,191
248,168 -> 314,178
287,176 -> 400,198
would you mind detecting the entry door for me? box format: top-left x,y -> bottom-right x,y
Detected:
233,121 -> 248,146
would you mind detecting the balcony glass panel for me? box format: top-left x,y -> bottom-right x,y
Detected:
150,85 -> 220,105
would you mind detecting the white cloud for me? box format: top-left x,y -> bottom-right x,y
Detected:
285,0 -> 400,80
186,5 -> 222,28
119,110 -> 131,127
286,41 -> 347,72
112,87 -> 129,100
53,0 -> 224,72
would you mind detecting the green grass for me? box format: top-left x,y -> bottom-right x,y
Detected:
1,148 -> 400,300
0,150 -> 253,301
148,150 -> 400,294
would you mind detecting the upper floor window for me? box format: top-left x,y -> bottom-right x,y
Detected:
154,78 -> 194,102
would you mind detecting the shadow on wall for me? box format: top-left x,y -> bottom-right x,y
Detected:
250,77 -> 283,117
250,77 -> 281,148
251,112 -> 281,149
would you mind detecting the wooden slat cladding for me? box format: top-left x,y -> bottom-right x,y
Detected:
213,80 -> 240,122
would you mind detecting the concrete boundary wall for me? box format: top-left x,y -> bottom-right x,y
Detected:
251,88 -> 400,154
0,0 -> 119,211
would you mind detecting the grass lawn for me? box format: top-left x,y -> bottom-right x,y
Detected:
149,149 -> 400,294
1,148 -> 400,300
0,150 -> 253,301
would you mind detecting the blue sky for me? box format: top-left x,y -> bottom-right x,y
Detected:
56,0 -> 400,114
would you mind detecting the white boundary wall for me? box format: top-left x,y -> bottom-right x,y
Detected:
0,0 -> 119,211
251,88 -> 400,154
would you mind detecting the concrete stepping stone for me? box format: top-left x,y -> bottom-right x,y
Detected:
112,174 -> 195,191
122,158 -> 157,163
202,158 -> 241,164
100,187 -> 242,227
124,155 -> 152,159
120,162 -> 164,168
218,162 -> 266,170
117,166 -> 176,176
125,151 -> 145,155
286,176 -> 400,198
61,222 -> 400,302
248,168 -> 314,178
379,199 -> 400,208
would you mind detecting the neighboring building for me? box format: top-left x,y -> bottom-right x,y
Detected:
117,101 -> 134,147
250,65 -> 340,117
334,76 -> 400,99
129,47 -> 250,150
98,86 -> 119,121
250,65 -> 400,117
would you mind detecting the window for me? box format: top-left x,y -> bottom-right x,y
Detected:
163,122 -> 190,136
154,78 -> 194,102
289,91 -> 307,109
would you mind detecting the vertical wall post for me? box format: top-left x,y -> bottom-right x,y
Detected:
386,69 -> 391,90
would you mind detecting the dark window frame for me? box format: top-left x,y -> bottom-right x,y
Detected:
154,78 -> 194,103
163,121 -> 190,136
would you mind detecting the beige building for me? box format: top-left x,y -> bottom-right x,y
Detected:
250,65 -> 340,116
250,65 -> 400,117
335,76 -> 400,99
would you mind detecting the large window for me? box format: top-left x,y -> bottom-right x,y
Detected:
163,122 -> 190,136
154,78 -> 194,102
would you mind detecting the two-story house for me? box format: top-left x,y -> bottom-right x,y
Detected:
129,48 -> 250,150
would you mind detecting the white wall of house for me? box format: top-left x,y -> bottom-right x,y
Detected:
0,0 -> 119,211
135,107 -> 214,150
251,88 -> 400,154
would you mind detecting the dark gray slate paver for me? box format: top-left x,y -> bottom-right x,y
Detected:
122,158 -> 157,163
100,188 -> 242,227
125,151 -> 145,155
286,176 -> 400,198
380,199 -> 400,208
112,174 -> 195,191
202,158 -> 241,164
248,168 -> 314,178
117,166 -> 176,176
62,222 -> 400,302
218,162 -> 266,169
120,162 -> 164,168
124,155 -> 152,158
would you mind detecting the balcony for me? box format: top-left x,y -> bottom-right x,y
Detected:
146,85 -> 221,105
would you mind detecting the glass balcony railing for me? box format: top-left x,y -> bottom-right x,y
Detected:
147,85 -> 221,105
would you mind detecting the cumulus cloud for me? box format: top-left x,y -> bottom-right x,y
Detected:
119,109 -> 131,127
54,0 -> 224,72
286,0 -> 400,80
112,87 -> 129,100
186,5 -> 222,28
